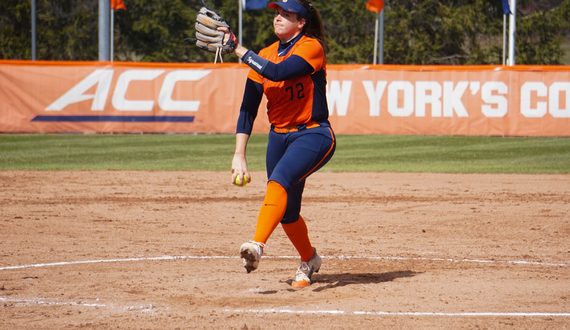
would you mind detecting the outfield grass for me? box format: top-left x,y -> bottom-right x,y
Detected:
0,134 -> 569,174
328,135 -> 570,173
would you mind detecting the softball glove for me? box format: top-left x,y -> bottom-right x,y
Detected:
195,7 -> 238,56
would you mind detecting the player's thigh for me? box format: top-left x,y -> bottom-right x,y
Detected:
266,131 -> 288,178
269,129 -> 334,190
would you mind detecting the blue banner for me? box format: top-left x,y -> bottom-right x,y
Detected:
244,0 -> 268,11
502,0 -> 511,14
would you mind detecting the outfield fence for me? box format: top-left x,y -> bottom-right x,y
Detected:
0,60 -> 568,136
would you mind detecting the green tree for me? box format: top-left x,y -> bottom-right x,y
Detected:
1,0 -> 98,60
0,0 -> 32,59
515,0 -> 570,64
1,0 -> 568,64
317,0 -> 378,64
382,0 -> 503,64
113,0 -> 196,62
0,0 -> 98,60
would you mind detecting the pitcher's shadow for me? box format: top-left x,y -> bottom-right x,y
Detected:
280,270 -> 421,292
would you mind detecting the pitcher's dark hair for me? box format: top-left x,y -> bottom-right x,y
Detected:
296,0 -> 327,53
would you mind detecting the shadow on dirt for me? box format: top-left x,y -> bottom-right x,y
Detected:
308,270 -> 421,292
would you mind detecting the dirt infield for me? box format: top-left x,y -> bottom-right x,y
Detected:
1,171 -> 569,329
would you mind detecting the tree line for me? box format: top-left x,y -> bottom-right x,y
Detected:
1,0 -> 569,65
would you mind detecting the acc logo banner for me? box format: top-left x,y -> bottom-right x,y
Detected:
0,61 -> 568,136
0,63 -> 252,133
46,69 -> 210,112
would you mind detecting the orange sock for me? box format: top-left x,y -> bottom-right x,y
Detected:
282,215 -> 314,262
252,181 -> 288,245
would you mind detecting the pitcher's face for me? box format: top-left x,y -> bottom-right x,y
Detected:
273,7 -> 305,43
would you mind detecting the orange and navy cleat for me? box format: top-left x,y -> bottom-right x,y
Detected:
291,249 -> 321,288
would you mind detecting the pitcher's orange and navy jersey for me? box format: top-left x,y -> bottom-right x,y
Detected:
236,32 -> 337,225
237,34 -> 329,134
248,35 -> 327,128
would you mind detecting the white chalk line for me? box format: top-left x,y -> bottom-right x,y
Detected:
3,296 -> 568,318
0,255 -> 230,271
1,255 -> 568,271
0,297 -> 157,312
223,308 -> 570,317
2,255 -> 568,318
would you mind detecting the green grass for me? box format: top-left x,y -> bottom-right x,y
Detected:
0,134 -> 266,171
0,134 -> 569,174
327,135 -> 570,173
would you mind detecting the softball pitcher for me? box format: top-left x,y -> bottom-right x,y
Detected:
228,0 -> 335,288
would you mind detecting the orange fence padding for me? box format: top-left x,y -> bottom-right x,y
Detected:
0,60 -> 568,136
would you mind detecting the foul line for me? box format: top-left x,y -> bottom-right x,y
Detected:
0,297 -> 106,308
223,308 -> 570,317
1,255 -> 569,271
340,255 -> 570,267
3,297 -> 568,317
0,255 -> 228,271
0,297 -> 155,312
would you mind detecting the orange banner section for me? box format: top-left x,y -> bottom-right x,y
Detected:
0,60 -> 569,136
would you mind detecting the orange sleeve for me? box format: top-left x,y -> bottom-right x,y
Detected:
247,68 -> 264,84
246,42 -> 278,83
292,38 -> 325,72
